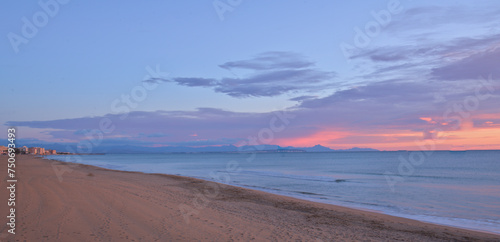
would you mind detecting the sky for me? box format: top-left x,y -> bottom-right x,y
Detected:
1,0 -> 500,151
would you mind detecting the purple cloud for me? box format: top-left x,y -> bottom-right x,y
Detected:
289,95 -> 317,102
385,6 -> 500,33
219,51 -> 314,70
6,75 -> 500,147
172,78 -> 218,87
148,51 -> 336,98
432,47 -> 500,81
6,109 -> 285,144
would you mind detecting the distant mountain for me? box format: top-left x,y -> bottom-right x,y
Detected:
300,144 -> 334,152
338,147 -> 379,152
6,140 -> 379,153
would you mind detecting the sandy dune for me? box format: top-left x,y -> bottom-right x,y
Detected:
0,155 -> 499,241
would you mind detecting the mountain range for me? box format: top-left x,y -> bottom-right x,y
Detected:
4,141 -> 379,154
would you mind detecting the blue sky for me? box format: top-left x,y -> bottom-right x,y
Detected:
2,0 -> 500,151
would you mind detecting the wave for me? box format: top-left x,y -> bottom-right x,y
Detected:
327,170 -> 482,181
226,170 -> 349,183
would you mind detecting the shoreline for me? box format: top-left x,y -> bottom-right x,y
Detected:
223,181 -> 500,236
42,153 -> 500,236
200,177 -> 500,236
2,155 -> 499,241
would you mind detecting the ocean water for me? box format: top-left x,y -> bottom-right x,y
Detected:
44,151 -> 500,234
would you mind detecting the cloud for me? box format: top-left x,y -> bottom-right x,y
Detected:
431,47 -> 500,81
347,29 -> 500,84
351,33 -> 500,75
171,78 -> 218,87
327,134 -> 417,145
5,109 -> 288,145
347,4 -> 500,84
7,74 -> 500,149
8,32 -> 500,149
164,138 -> 244,147
138,132 -> 171,138
149,51 -> 336,98
289,95 -> 317,102
219,51 -> 313,70
474,119 -> 500,128
351,46 -> 433,64
294,76 -> 500,138
299,80 -> 434,109
385,6 -> 500,34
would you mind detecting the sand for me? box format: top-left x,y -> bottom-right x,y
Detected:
1,155 -> 499,241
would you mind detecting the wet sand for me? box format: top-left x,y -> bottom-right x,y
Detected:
1,155 -> 499,241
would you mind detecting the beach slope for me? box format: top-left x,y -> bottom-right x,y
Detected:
1,156 -> 499,241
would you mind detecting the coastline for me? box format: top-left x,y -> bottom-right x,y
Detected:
1,155 -> 499,241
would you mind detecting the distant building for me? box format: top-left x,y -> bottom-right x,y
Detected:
28,147 -> 38,154
21,146 -> 28,154
24,147 -> 55,155
28,147 -> 46,155
0,146 -> 7,155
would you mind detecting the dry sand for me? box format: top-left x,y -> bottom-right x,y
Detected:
1,155 -> 499,241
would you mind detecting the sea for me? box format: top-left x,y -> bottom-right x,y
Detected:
44,150 -> 500,234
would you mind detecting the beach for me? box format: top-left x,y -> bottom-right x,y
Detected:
1,155 -> 499,241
